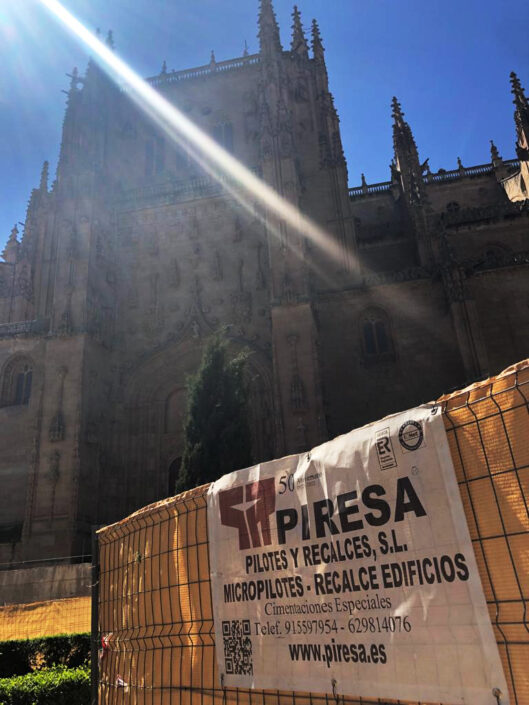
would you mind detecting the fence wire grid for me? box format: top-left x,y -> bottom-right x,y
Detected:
96,360 -> 529,705
0,595 -> 91,641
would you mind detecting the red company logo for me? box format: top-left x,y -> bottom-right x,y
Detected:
219,479 -> 276,550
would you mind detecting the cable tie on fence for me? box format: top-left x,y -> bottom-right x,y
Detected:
220,672 -> 227,705
331,678 -> 339,705
492,687 -> 502,704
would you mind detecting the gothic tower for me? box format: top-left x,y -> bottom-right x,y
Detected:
0,5 -> 527,564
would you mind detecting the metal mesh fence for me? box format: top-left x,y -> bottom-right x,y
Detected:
0,596 -> 91,641
440,360 -> 529,704
0,559 -> 92,640
97,360 -> 529,705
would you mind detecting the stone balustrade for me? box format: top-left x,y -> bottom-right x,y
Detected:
148,54 -> 260,87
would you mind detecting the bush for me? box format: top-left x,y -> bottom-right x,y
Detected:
0,665 -> 90,705
0,634 -> 90,677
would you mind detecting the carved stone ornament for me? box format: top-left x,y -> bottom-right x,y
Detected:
231,290 -> 252,323
211,251 -> 223,281
49,412 -> 65,442
48,450 -> 61,482
58,306 -> 73,336
15,264 -> 33,302
170,259 -> 181,289
290,373 -> 307,411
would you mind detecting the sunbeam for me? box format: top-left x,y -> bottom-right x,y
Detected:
38,0 -> 350,275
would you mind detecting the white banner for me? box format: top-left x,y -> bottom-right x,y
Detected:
207,406 -> 508,704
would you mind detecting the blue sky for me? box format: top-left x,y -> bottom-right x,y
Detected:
0,0 -> 528,251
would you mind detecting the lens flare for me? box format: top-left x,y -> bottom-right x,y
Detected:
38,0 -> 352,273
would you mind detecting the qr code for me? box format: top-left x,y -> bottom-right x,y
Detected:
222,619 -> 253,675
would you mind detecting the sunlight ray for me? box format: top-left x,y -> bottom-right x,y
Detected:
38,0 -> 350,274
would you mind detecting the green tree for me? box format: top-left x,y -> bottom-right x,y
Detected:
174,333 -> 252,493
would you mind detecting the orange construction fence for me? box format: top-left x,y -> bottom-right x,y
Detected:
97,360 -> 529,705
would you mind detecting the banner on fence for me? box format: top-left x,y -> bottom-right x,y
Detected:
208,405 -> 508,704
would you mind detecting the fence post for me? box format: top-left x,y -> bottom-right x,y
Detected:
91,527 -> 100,705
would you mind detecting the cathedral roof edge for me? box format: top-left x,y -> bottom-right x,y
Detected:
146,53 -> 261,87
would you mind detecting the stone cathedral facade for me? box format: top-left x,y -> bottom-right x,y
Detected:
0,1 -> 528,563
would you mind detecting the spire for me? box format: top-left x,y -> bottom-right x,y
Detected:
2,225 -> 20,264
161,60 -> 167,75
243,40 -> 249,58
105,30 -> 114,49
8,224 -> 18,244
66,66 -> 80,94
391,97 -> 424,204
311,19 -> 324,62
39,161 -> 49,192
392,97 -> 419,165
258,0 -> 282,57
490,139 -> 504,171
510,71 -> 529,159
291,6 -> 308,58
511,71 -> 528,110
210,50 -> 216,67
391,96 -> 405,126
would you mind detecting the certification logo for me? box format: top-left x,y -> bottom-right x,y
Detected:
375,427 -> 397,470
398,420 -> 424,452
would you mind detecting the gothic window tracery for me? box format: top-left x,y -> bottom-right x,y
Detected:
213,122 -> 234,152
1,356 -> 33,407
145,136 -> 165,177
361,309 -> 395,363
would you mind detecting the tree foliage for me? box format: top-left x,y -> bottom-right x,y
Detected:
174,334 -> 252,493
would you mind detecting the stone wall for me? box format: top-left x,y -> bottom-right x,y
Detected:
0,562 -> 91,605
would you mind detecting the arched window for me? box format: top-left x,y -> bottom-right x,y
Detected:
1,357 -> 33,407
361,310 -> 394,363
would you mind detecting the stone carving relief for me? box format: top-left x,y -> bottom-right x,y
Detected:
294,78 -> 309,103
142,273 -> 165,337
191,242 -> 202,269
288,334 -> 307,412
0,272 -> 9,299
48,450 -> 61,483
147,231 -> 159,256
15,264 -> 33,302
231,291 -> 252,324
281,271 -> 296,304
211,251 -> 223,281
49,366 -> 67,442
58,295 -> 73,336
256,243 -> 266,289
234,216 -> 243,242
187,214 -> 199,240
230,259 -> 252,323
170,259 -> 181,289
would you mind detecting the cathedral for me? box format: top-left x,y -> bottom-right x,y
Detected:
0,0 -> 528,563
